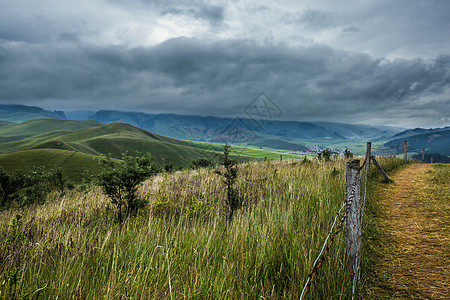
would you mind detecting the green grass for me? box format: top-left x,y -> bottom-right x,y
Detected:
0,119 -> 102,141
0,120 -> 223,168
0,119 -> 313,179
0,158 -> 375,299
188,140 -> 308,160
0,149 -> 102,183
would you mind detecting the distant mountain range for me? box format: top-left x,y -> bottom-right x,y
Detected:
0,104 -> 65,122
1,104 -> 449,162
72,109 -> 403,154
385,128 -> 450,162
3,104 -> 406,154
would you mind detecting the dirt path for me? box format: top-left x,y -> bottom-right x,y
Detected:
372,164 -> 450,299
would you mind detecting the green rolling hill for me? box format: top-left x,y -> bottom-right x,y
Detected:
0,119 -> 295,181
0,120 -> 219,165
0,119 -> 103,143
0,149 -> 102,182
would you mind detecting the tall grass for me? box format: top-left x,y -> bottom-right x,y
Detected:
0,157 -> 402,299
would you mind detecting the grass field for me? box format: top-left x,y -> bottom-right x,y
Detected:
0,149 -> 102,182
188,140 -> 309,160
0,156 -> 405,298
0,119 -> 312,180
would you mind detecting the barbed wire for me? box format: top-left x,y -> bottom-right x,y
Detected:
300,139 -> 432,299
300,160 -> 364,299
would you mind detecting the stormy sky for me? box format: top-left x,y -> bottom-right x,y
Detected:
0,0 -> 449,127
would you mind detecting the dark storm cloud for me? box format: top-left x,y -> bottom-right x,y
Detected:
0,37 -> 448,126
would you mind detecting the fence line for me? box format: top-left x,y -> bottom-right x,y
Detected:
299,140 -> 403,299
299,139 -> 433,298
300,158 -> 366,299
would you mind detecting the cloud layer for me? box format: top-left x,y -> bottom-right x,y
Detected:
0,0 -> 449,127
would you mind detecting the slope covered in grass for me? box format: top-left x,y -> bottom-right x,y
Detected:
0,149 -> 101,182
0,119 -> 303,172
0,120 -> 219,166
0,158 -> 359,298
0,119 -> 103,143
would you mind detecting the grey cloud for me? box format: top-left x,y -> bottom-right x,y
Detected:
342,25 -> 359,33
0,37 -> 448,127
300,9 -> 334,30
161,5 -> 225,25
109,0 -> 225,25
282,9 -> 334,31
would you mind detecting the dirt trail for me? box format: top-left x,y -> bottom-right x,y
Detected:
373,164 -> 450,299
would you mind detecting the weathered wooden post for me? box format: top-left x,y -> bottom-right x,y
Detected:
345,159 -> 361,277
371,156 -> 392,182
431,157 -> 434,164
366,142 -> 371,171
404,140 -> 408,163
422,148 -> 425,163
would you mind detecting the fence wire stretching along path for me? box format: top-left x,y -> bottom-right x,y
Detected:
300,157 -> 368,300
299,139 -> 437,299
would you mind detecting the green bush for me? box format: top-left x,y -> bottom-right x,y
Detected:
192,158 -> 216,169
317,149 -> 332,162
96,152 -> 156,218
0,168 -> 24,208
215,144 -> 241,223
344,148 -> 353,159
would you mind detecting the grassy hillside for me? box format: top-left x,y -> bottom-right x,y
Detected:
0,158 -> 357,298
0,119 -> 103,143
0,156 -> 406,298
0,121 -> 13,129
0,119 -> 304,182
0,149 -> 101,182
0,120 -> 219,170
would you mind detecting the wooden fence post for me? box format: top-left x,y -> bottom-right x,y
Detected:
366,142 -> 371,171
371,156 -> 392,182
345,159 -> 361,277
404,140 -> 408,163
431,157 -> 434,164
422,148 -> 425,163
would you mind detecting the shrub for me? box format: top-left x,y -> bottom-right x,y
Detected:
344,148 -> 353,159
215,144 -> 241,223
317,149 -> 332,162
0,166 -> 71,208
0,168 -> 24,209
96,152 -> 156,218
192,158 -> 216,169
47,167 -> 71,195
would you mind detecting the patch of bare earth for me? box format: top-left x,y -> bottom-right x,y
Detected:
373,164 -> 450,299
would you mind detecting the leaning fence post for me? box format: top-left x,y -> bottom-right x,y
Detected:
404,140 -> 408,163
345,159 -> 361,277
422,148 -> 425,163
